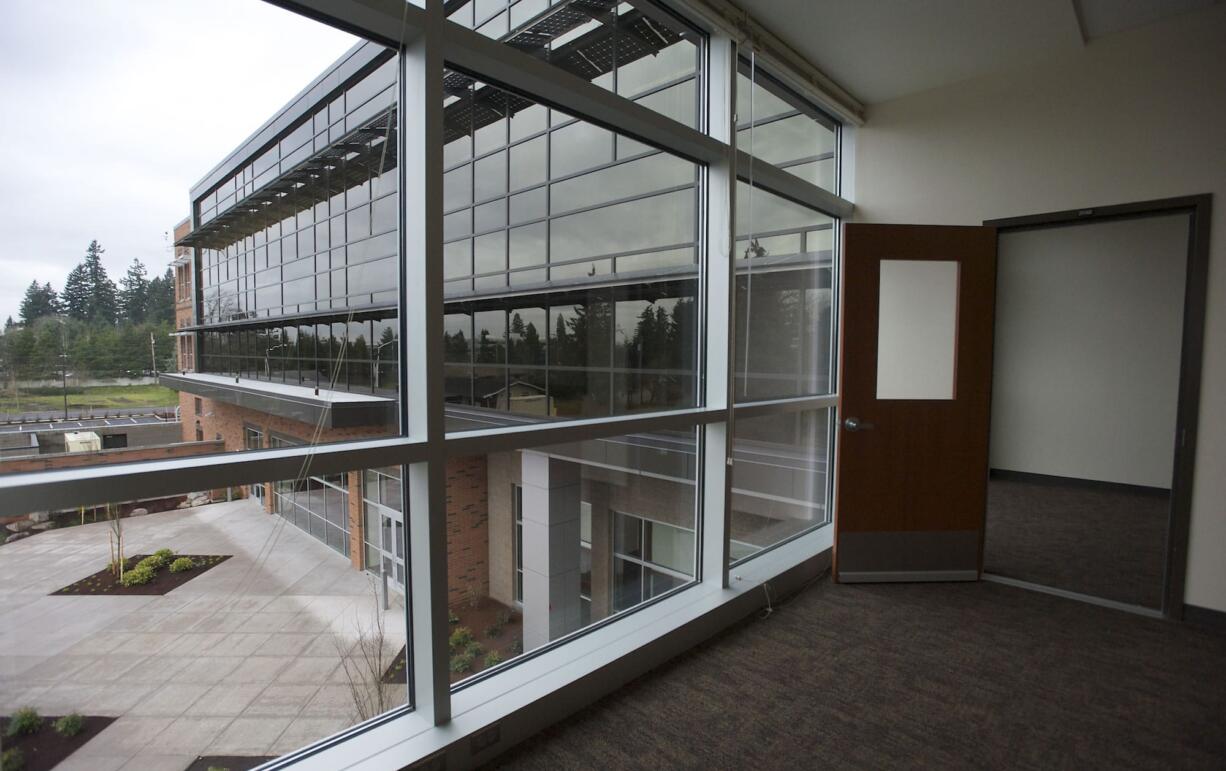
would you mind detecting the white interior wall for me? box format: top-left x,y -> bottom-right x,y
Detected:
851,4 -> 1226,611
990,215 -> 1188,488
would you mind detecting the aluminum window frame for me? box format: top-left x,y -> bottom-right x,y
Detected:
0,0 -> 855,766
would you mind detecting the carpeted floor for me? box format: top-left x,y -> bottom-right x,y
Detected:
487,580 -> 1226,770
983,472 -> 1169,608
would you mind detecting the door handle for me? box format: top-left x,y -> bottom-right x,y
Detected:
844,417 -> 874,432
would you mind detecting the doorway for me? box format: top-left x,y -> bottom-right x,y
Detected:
982,196 -> 1210,619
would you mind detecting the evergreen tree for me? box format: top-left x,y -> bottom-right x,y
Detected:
18,281 -> 60,323
62,241 -> 118,323
61,264 -> 90,320
118,258 -> 150,323
144,267 -> 175,324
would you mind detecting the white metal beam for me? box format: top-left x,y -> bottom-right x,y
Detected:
401,0 -> 452,727
0,436 -> 428,517
699,33 -> 737,587
737,148 -> 854,219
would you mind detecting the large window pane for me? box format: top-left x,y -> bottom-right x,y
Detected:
734,182 -> 835,401
730,409 -> 833,563
441,426 -> 698,686
0,468 -> 409,761
441,72 -> 700,431
738,62 -> 838,194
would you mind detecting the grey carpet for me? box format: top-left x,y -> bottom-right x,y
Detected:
487,580 -> 1226,770
984,473 -> 1168,608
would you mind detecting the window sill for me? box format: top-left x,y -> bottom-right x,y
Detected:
282,524 -> 832,770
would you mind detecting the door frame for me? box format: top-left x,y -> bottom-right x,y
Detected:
984,194 -> 1212,620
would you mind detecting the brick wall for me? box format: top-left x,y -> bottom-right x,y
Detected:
447,455 -> 490,609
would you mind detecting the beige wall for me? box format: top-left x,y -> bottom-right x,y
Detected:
991,215 -> 1188,488
852,6 -> 1226,610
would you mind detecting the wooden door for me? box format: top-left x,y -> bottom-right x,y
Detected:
834,224 -> 997,582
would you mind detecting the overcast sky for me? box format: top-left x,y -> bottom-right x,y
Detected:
0,0 -> 357,323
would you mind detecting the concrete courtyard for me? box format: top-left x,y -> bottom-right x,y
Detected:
0,498 -> 407,770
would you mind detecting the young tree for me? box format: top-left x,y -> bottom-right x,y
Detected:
62,241 -> 118,324
118,258 -> 150,323
18,281 -> 59,323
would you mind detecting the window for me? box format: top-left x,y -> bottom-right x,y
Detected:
612,511 -> 695,612
738,61 -> 839,194
0,1 -> 850,766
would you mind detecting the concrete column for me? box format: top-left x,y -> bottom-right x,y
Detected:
587,481 -> 613,623
520,451 -> 582,651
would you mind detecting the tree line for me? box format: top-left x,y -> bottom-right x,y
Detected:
1,240 -> 177,381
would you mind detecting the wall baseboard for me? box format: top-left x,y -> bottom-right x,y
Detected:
1183,604 -> 1226,634
988,468 -> 1169,497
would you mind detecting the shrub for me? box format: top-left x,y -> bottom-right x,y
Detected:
508,638 -> 523,656
1,747 -> 24,771
448,611 -> 459,625
495,609 -> 513,627
449,652 -> 474,674
119,564 -> 155,587
134,556 -> 161,572
53,713 -> 84,737
484,651 -> 503,668
5,707 -> 41,738
448,626 -> 472,652
152,548 -> 175,565
484,623 -> 503,639
464,641 -> 484,659
168,557 -> 195,573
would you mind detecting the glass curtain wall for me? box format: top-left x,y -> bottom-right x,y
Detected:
730,62 -> 841,563
0,0 -> 849,765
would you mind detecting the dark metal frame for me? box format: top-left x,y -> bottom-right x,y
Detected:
985,194 -> 1212,620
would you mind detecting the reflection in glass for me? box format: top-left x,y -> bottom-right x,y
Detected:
730,409 -> 832,563
738,61 -> 838,193
443,427 -> 698,685
441,71 -> 700,430
734,182 -> 835,401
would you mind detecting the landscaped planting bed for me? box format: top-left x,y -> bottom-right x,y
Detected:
383,597 -> 523,684
51,552 -> 230,596
1,709 -> 115,771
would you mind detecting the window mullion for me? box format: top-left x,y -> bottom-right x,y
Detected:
700,33 -> 736,588
401,0 -> 451,727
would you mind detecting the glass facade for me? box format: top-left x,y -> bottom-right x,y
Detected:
441,77 -> 700,425
363,466 -> 406,591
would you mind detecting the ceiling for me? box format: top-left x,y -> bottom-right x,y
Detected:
734,0 -> 1222,104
